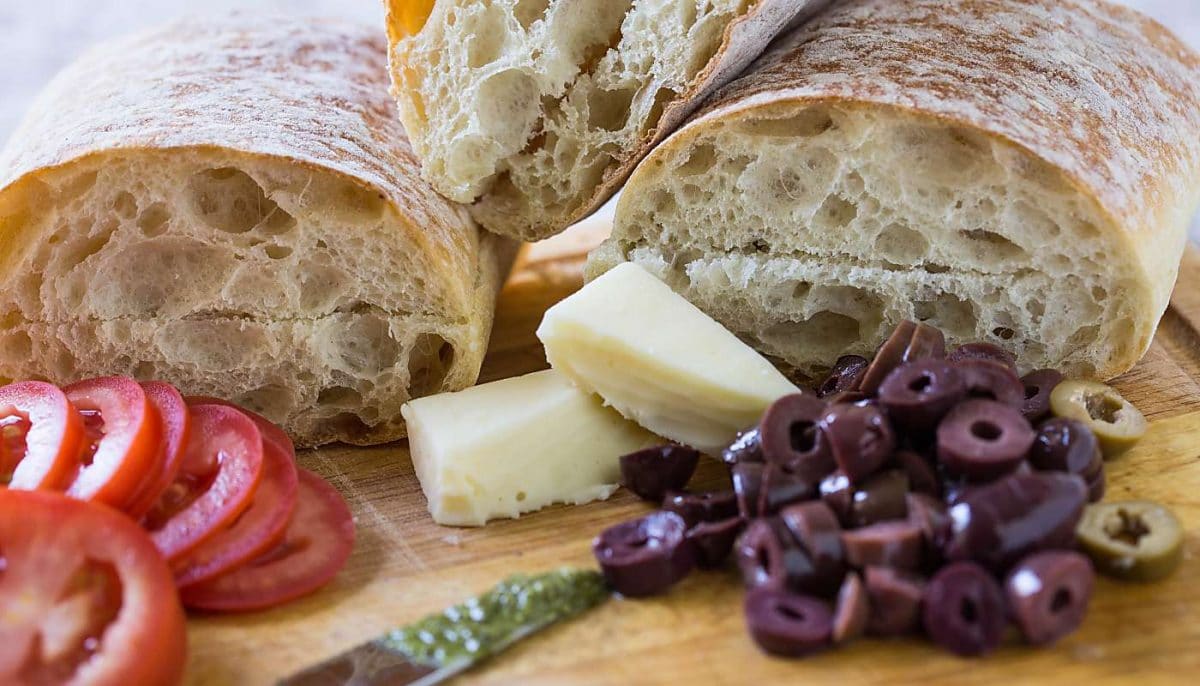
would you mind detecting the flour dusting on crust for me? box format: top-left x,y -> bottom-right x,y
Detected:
697,0 -> 1200,235
0,12 -> 480,291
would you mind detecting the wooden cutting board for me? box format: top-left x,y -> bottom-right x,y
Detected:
186,234 -> 1200,685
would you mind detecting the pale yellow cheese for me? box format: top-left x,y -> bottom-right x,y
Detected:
537,262 -> 799,454
401,369 -> 657,527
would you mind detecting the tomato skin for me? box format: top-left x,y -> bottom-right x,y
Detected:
180,469 -> 354,613
123,382 -> 191,520
0,381 -> 85,490
62,377 -> 162,509
185,395 -> 294,457
174,424 -> 299,588
0,489 -> 186,686
146,404 -> 264,562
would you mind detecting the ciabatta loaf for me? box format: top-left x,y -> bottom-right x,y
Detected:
386,0 -> 831,241
0,14 -> 516,447
590,0 -> 1200,380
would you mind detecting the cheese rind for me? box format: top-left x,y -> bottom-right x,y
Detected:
537,262 -> 799,453
401,369 -> 656,527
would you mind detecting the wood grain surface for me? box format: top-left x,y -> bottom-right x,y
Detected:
186,233 -> 1200,686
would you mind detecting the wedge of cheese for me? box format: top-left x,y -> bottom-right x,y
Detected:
537,262 -> 799,454
402,370 -> 656,526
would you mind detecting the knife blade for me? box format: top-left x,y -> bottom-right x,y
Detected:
278,568 -> 609,686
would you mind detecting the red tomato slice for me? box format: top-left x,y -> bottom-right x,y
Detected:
185,395 -> 294,457
180,469 -> 355,613
0,381 -> 84,490
62,377 -> 161,509
0,489 -> 187,686
173,424 -> 299,588
123,382 -> 191,519
144,404 -> 264,562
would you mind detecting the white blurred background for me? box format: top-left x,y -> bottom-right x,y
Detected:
0,0 -> 1195,242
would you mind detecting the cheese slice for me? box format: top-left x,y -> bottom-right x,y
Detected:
537,262 -> 799,454
401,369 -> 657,527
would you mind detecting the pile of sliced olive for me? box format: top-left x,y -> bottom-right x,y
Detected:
591,320 -> 1183,662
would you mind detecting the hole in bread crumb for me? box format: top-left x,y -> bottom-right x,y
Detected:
317,386 -> 363,408
677,144 -> 717,176
467,14 -> 506,68
1091,285 -> 1108,302
112,192 -> 137,219
235,385 -> 294,422
1068,325 -> 1101,352
737,109 -> 833,138
323,311 -> 403,377
875,223 -> 930,264
680,1 -> 698,30
643,88 -> 678,134
407,333 -> 455,396
56,171 -> 99,201
993,327 -> 1016,341
137,203 -> 171,237
331,412 -> 372,438
763,311 -> 860,359
914,294 -> 977,337
960,229 -> 1027,261
814,195 -> 858,229
0,331 -> 32,360
514,0 -> 550,28
265,244 -> 293,260
189,168 -> 282,234
62,220 -> 117,268
587,86 -> 637,132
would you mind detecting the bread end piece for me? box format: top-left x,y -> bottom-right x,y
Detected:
592,0 -> 1200,381
389,0 -> 831,241
0,15 -> 517,447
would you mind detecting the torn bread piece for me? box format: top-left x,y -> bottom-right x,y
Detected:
591,0 -> 1200,380
0,14 -> 517,447
386,0 -> 832,241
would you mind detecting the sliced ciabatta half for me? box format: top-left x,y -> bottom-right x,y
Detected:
386,0 -> 832,241
590,0 -> 1200,381
0,14 -> 516,447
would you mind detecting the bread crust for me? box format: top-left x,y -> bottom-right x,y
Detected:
0,14 -> 516,446
390,0 -> 833,241
599,0 -> 1200,380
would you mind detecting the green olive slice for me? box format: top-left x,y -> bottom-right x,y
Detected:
1049,380 -> 1147,458
1076,501 -> 1183,582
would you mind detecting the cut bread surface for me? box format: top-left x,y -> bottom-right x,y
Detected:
0,151 -> 490,447
593,103 -> 1140,379
591,0 -> 1200,381
0,14 -> 513,447
390,0 -> 828,240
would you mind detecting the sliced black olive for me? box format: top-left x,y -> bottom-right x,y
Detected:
593,511 -> 695,597
620,445 -> 700,502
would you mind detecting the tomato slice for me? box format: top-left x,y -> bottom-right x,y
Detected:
62,377 -> 161,509
0,489 -> 187,685
0,381 -> 84,490
185,395 -> 294,457
144,404 -> 264,562
123,383 -> 191,520
179,469 -> 355,612
173,423 -> 299,588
